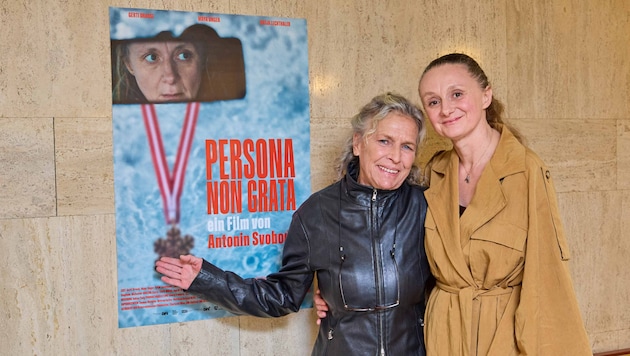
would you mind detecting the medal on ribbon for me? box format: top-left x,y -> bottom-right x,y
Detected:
142,102 -> 200,259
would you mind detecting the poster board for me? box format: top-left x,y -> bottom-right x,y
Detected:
109,6 -> 311,328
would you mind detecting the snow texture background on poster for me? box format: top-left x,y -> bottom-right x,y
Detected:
110,7 -> 311,328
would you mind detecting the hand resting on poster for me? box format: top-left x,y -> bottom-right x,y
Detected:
155,255 -> 202,290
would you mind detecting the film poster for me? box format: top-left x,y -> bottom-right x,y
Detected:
109,7 -> 311,328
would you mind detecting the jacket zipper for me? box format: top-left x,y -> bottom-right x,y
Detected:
371,189 -> 386,355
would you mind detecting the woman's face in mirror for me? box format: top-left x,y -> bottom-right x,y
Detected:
125,41 -> 204,102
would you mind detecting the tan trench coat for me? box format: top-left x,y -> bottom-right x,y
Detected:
423,126 -> 591,355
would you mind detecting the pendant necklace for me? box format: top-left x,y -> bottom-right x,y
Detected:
462,132 -> 494,184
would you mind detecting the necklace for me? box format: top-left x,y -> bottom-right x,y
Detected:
461,131 -> 495,184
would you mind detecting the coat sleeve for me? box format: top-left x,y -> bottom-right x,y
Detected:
186,211 -> 314,317
515,156 -> 591,354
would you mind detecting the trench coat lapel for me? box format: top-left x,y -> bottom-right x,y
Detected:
425,150 -> 476,286
459,163 -> 506,240
460,126 -> 525,240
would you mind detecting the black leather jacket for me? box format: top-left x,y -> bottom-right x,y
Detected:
188,164 -> 431,355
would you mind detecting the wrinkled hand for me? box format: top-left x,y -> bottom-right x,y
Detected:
313,289 -> 329,325
155,255 -> 202,290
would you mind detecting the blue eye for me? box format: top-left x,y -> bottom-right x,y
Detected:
177,51 -> 193,61
144,53 -> 158,63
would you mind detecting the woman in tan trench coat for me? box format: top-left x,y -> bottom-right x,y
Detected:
315,53 -> 591,355
417,53 -> 591,355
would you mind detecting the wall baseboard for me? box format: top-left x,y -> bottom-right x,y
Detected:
593,348 -> 630,356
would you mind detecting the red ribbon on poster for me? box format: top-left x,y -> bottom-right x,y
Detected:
141,103 -> 200,224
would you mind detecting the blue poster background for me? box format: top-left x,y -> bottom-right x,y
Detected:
110,7 -> 311,328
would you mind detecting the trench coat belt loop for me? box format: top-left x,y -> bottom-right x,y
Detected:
435,281 -> 514,356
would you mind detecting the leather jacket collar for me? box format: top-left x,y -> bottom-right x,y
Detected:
342,159 -> 403,206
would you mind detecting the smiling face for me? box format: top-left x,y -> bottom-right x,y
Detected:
418,63 -> 492,141
353,112 -> 419,190
124,41 -> 204,102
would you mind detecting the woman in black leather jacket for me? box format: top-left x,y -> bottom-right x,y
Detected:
155,92 -> 432,355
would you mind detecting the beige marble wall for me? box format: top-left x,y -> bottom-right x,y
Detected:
1,0 -> 628,354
